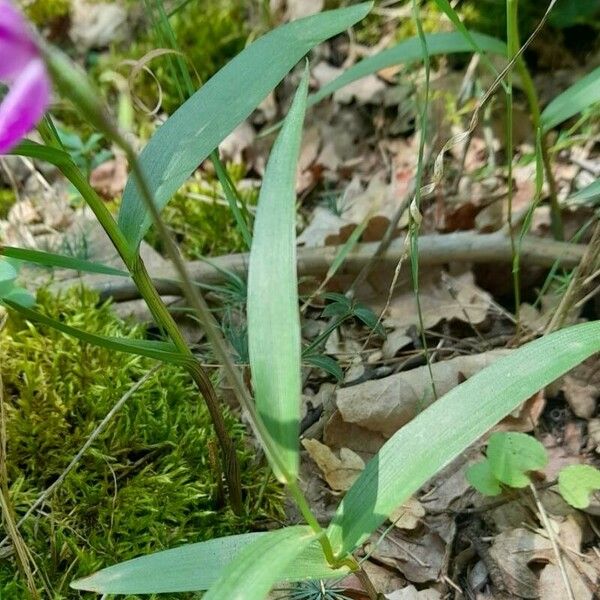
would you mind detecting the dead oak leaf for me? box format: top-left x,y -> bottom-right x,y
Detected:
302,438 -> 364,491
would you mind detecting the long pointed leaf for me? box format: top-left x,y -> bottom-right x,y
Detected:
203,527 -> 317,600
2,246 -> 128,277
71,530 -> 347,594
117,2 -> 373,250
567,178 -> 600,206
541,65 -> 600,131
308,31 -> 506,107
2,300 -> 185,364
246,68 -> 309,483
327,321 -> 600,557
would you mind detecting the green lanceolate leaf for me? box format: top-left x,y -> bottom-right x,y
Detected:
1,300 -> 185,365
307,32 -> 506,107
117,2 -> 373,250
1,246 -> 128,277
326,321 -> 600,557
541,65 -> 600,131
203,527 -> 317,600
246,69 -> 309,483
72,530 -> 348,594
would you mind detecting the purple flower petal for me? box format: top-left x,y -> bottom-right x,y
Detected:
0,0 -> 39,81
0,57 -> 50,153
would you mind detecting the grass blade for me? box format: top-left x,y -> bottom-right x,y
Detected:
1,300 -> 185,364
72,530 -> 347,594
117,2 -> 373,250
246,68 -> 309,483
308,31 -> 506,107
203,527 -> 317,600
1,246 -> 128,277
327,321 -> 600,557
541,65 -> 600,131
567,178 -> 600,206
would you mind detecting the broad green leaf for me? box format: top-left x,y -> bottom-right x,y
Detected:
2,287 -> 35,307
304,353 -> 343,381
72,530 -> 347,594
541,65 -> 600,131
558,464 -> 600,509
327,321 -> 600,557
0,260 -> 17,296
203,527 -> 317,600
1,300 -> 185,365
308,32 -> 507,107
466,460 -> 502,496
486,432 -> 548,488
1,246 -> 128,277
246,69 -> 309,483
567,178 -> 600,206
117,2 -> 373,250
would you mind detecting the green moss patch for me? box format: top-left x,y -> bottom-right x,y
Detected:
0,288 -> 282,599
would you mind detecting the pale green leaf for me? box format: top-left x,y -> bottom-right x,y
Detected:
246,69 -> 309,483
567,178 -> 600,206
307,32 -> 506,107
466,460 -> 503,496
203,527 -> 317,600
487,432 -> 548,488
72,530 -> 347,594
558,464 -> 600,509
117,2 -> 373,250
541,65 -> 600,131
327,321 -> 600,557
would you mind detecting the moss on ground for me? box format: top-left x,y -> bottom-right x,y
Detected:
0,189 -> 16,220
146,164 -> 258,259
0,287 -> 283,599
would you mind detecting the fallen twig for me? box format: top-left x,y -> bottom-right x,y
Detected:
53,232 -> 585,301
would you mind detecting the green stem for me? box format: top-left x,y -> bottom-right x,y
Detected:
507,0 -> 563,240
302,314 -> 348,357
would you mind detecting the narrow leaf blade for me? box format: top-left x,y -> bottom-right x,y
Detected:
117,2 -> 372,249
2,246 -> 128,277
203,527 -> 316,600
72,529 -> 346,594
327,321 -> 600,556
246,69 -> 309,482
308,32 -> 506,107
541,65 -> 600,131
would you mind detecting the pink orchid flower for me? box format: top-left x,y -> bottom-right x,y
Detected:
0,0 -> 51,153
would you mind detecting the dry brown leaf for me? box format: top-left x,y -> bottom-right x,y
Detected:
341,561 -> 407,598
302,438 -> 364,491
284,0 -> 323,20
366,528 -> 447,583
219,120 -> 255,164
389,496 -> 425,530
90,154 -> 128,199
386,586 -> 442,600
336,350 -> 509,437
324,410 -> 387,455
495,391 -> 546,433
334,74 -> 386,105
587,418 -> 600,453
382,329 -> 412,359
562,375 -> 598,419
489,528 -> 554,598
538,560 -> 595,600
382,270 -> 492,333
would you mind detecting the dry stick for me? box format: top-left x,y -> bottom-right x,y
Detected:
0,367 -> 159,551
529,483 -> 576,600
546,220 -> 600,333
70,233 -> 586,301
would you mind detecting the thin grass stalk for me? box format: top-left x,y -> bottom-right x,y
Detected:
410,0 -> 437,399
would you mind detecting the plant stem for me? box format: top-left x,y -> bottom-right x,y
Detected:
37,116 -> 243,514
506,0 -> 563,240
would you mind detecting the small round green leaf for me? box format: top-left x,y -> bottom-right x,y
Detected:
466,460 -> 503,496
487,432 -> 548,488
558,464 -> 600,509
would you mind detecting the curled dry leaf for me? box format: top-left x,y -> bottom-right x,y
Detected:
301,438 -> 364,491
386,585 -> 442,600
336,350 -> 509,437
562,374 -> 598,419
